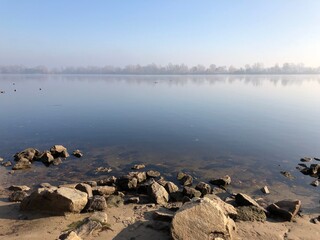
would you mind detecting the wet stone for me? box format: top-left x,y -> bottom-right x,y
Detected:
209,175 -> 231,187
300,157 -> 313,162
132,164 -> 145,170
280,171 -> 294,179
2,161 -> 12,167
261,186 -> 270,194
146,170 -> 161,178
310,179 -> 319,187
72,150 -> 83,158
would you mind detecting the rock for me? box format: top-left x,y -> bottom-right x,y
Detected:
95,167 -> 112,173
72,150 -> 83,158
309,164 -> 320,175
157,177 -> 168,186
53,158 -> 62,166
21,187 -> 88,214
12,158 -> 31,170
8,185 -> 30,191
125,197 -> 140,204
235,193 -> 261,208
0,157 -> 4,162
205,194 -> 238,216
14,148 -> 40,161
179,174 -> 193,186
50,145 -> 69,158
182,186 -> 201,198
9,191 -> 28,202
195,182 -> 212,196
153,211 -> 174,222
38,151 -> 54,164
2,161 -> 12,167
146,170 -> 161,178
311,216 -> 320,224
267,200 -> 301,221
137,178 -> 155,194
170,191 -> 185,202
165,181 -> 179,194
300,157 -> 313,162
74,219 -> 103,238
171,197 -> 236,240
97,176 -> 116,186
83,181 -> 97,187
106,195 -> 124,207
280,171 -> 294,179
314,157 -> 320,161
132,164 -> 145,170
261,186 -> 270,194
128,171 -> 147,183
310,179 -> 319,187
234,206 -> 266,222
89,211 -> 108,223
59,231 -> 82,240
75,183 -> 93,198
148,181 -> 169,205
177,172 -> 186,180
92,186 -> 116,196
182,196 -> 191,203
116,175 -> 138,190
210,175 -> 231,187
85,195 -> 107,212
40,182 -> 53,188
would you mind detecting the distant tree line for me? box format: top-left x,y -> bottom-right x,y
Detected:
1,63 -> 320,74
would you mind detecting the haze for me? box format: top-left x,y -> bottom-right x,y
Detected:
0,0 -> 320,68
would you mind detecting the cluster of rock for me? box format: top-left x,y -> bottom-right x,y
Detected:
296,157 -> 320,187
0,145 -> 83,171
7,164 -> 305,240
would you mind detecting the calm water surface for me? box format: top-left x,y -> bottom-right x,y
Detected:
0,75 -> 319,211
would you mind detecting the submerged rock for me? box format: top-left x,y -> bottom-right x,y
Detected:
280,171 -> 294,179
97,176 -> 116,186
267,200 -> 301,221
2,161 -> 12,167
72,150 -> 83,158
310,179 -> 319,187
12,158 -> 31,170
21,187 -> 88,214
171,197 -> 236,240
210,175 -> 231,187
300,157 -> 313,162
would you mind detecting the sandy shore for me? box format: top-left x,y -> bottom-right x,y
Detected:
0,187 -> 319,240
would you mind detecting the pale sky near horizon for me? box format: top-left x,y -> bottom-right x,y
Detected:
0,0 -> 320,68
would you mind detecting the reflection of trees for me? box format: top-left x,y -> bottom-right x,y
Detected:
1,74 -> 320,87
1,63 -> 320,75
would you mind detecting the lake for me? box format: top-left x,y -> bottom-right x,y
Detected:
0,74 -> 319,212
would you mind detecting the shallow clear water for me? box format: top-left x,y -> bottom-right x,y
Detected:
0,74 -> 319,212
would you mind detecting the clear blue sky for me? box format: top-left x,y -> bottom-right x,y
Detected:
0,0 -> 320,67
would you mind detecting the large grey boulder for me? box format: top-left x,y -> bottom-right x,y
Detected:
171,197 -> 236,240
148,181 -> 169,205
21,187 -> 88,214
